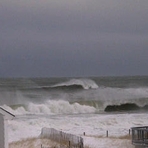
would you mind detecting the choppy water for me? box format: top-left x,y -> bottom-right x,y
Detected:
0,76 -> 148,147
0,76 -> 148,114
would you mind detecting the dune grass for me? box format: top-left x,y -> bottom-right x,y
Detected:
9,137 -> 59,148
9,135 -> 131,148
9,137 -> 91,148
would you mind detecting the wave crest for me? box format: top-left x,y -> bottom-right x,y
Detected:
105,103 -> 148,112
2,100 -> 96,115
50,78 -> 99,90
2,98 -> 148,116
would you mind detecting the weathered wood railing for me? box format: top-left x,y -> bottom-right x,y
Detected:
131,126 -> 148,147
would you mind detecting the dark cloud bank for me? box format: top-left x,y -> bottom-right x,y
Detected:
0,0 -> 148,77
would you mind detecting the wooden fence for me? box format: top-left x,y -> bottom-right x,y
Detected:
40,127 -> 84,148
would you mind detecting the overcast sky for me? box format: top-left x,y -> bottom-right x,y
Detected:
0,0 -> 148,77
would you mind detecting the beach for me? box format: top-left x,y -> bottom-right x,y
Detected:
0,76 -> 147,147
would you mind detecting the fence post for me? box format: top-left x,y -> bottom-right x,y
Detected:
129,129 -> 130,136
69,141 -> 70,148
106,130 -> 108,137
80,138 -> 84,148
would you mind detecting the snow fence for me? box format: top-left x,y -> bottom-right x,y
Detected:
40,127 -> 84,148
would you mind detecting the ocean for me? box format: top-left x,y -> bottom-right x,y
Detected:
0,76 -> 148,148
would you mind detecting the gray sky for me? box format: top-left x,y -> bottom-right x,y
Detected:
0,0 -> 148,77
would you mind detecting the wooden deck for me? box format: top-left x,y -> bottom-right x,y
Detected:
131,126 -> 148,148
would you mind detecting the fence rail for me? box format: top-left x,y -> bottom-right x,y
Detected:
131,126 -> 148,147
40,127 -> 84,148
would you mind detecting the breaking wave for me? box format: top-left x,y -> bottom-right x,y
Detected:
105,103 -> 148,112
2,100 -> 97,115
42,78 -> 99,90
2,97 -> 148,116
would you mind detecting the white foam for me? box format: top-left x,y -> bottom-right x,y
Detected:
84,137 -> 134,148
27,102 -> 52,114
45,100 -> 96,114
8,112 -> 148,148
5,100 -> 96,115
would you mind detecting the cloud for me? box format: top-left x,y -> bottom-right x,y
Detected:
0,0 -> 148,77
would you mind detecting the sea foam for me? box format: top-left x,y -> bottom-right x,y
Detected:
2,100 -> 97,115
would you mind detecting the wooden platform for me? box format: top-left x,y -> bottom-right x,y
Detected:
131,126 -> 148,148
